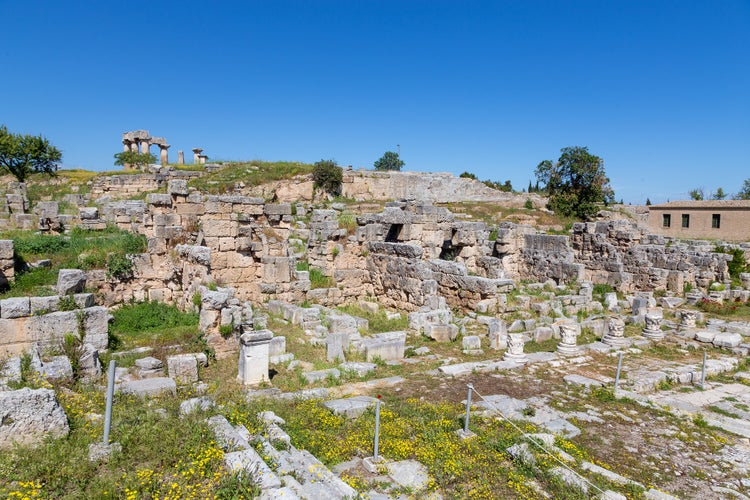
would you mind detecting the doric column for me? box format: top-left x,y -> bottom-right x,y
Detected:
140,139 -> 151,155
159,144 -> 170,165
199,154 -> 207,165
177,150 -> 184,165
192,148 -> 203,164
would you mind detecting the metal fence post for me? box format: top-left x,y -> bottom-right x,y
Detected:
103,360 -> 116,444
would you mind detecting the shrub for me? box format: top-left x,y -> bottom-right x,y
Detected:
309,268 -> 333,289
524,198 -> 533,210
61,332 -> 85,381
714,245 -> 749,280
592,283 -> 615,296
106,253 -> 134,280
58,295 -> 79,311
459,171 -> 478,180
312,159 -> 343,197
219,323 -> 234,338
337,211 -> 357,233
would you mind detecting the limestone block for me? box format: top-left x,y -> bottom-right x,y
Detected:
424,323 -> 459,343
79,207 -> 98,220
264,204 -> 292,216
327,313 -> 360,335
199,309 -> 219,332
534,326 -> 554,343
167,354 -> 199,385
30,296 -> 60,315
339,362 -> 377,377
1,297 -> 30,319
82,307 -> 111,350
202,220 -> 237,238
269,336 -> 286,356
147,193 -> 172,207
327,332 -> 349,362
168,179 -> 189,196
56,269 -> 87,295
74,293 -> 95,308
713,332 -> 743,348
39,356 -> 73,380
135,356 -> 163,370
302,368 -> 340,383
0,240 -> 13,260
323,396 -> 378,419
694,330 -> 717,343
176,245 -> 211,266
224,448 -> 282,490
0,388 -> 69,448
117,377 -> 177,397
201,289 -> 231,310
462,335 -> 481,350
23,311 -> 75,348
359,331 -> 406,362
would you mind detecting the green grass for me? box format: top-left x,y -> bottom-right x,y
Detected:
187,161 -> 314,195
23,169 -> 97,208
0,226 -> 147,298
109,301 -> 201,350
339,304 -> 409,333
0,385 -> 257,499
309,268 -> 333,289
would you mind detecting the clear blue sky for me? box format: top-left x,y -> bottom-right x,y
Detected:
2,0 -> 748,204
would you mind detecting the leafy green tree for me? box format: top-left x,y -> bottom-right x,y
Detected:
0,125 -> 62,182
534,146 -> 614,219
114,150 -> 156,171
688,188 -> 705,200
712,187 -> 727,200
736,179 -> 750,200
312,159 -> 343,197
374,151 -> 404,171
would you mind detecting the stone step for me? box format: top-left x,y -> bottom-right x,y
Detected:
209,413 -> 356,499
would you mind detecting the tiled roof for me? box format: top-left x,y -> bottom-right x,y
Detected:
650,200 -> 750,209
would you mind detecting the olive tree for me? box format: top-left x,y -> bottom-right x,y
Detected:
114,150 -> 156,171
312,159 -> 343,197
374,151 -> 404,171
535,146 -> 614,219
0,125 -> 62,182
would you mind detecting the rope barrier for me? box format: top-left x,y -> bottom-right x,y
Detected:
468,384 -> 607,496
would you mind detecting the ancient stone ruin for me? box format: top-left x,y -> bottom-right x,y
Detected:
1,164 -> 750,499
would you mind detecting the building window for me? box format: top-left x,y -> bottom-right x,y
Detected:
682,214 -> 690,228
712,214 -> 721,229
662,214 -> 671,228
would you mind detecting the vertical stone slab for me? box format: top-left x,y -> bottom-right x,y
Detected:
237,330 -> 273,386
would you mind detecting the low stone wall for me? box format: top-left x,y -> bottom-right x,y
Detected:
90,170 -> 202,201
342,170 -> 546,207
0,295 -> 110,356
0,240 -> 13,288
570,221 -> 731,291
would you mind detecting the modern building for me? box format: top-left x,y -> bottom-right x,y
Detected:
647,200 -> 750,242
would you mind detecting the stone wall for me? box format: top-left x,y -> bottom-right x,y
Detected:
90,170 -> 202,201
569,221 -> 730,291
0,294 -> 109,356
0,240 -> 14,289
341,170 -> 546,207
